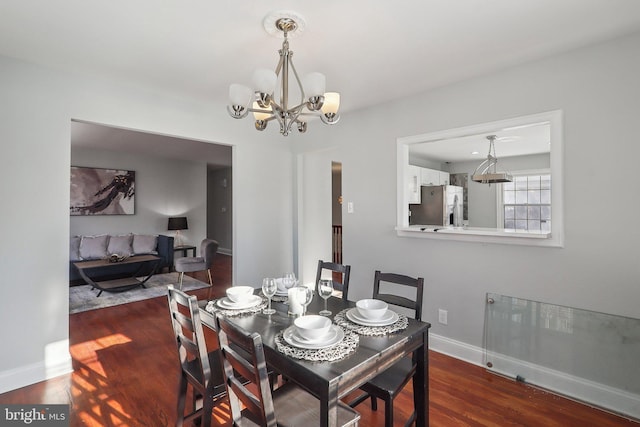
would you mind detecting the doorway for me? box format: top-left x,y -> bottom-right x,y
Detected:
332,162 -> 343,265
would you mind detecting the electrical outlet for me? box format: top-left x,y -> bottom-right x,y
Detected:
438,309 -> 448,325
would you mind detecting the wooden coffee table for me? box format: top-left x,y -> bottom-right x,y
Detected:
73,255 -> 162,297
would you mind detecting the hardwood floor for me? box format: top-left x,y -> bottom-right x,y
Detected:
1,254 -> 637,426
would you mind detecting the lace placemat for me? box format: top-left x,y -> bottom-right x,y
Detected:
275,327 -> 359,362
205,297 -> 268,317
334,308 -> 409,336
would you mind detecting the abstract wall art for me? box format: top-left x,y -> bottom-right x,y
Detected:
70,166 -> 135,215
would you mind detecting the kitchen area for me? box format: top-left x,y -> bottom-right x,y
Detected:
407,165 -> 465,229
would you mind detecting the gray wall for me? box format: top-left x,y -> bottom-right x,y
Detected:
71,147 -> 207,243
297,31 -> 640,356
207,167 -> 233,254
0,54 -> 294,393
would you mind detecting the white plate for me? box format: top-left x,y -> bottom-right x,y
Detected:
216,295 -> 262,310
283,325 -> 344,349
275,289 -> 289,297
346,308 -> 399,326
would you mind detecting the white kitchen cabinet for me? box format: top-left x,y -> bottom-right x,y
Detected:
420,168 -> 440,186
407,165 -> 421,204
439,171 -> 450,185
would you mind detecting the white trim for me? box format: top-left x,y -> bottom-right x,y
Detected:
396,110 -> 564,247
430,333 -> 640,420
0,357 -> 73,395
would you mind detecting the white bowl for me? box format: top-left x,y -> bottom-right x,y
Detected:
356,299 -> 388,320
226,286 -> 254,303
294,315 -> 332,340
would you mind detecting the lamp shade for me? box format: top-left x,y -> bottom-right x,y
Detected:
302,72 -> 326,97
168,217 -> 188,231
229,83 -> 253,107
252,68 -> 277,94
252,101 -> 272,121
321,92 -> 340,114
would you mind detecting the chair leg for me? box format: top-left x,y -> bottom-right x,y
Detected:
175,375 -> 188,427
371,395 -> 378,411
178,272 -> 184,290
206,269 -> 213,287
384,397 -> 394,427
201,388 -> 214,427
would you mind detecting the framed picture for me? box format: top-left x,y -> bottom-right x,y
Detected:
70,166 -> 135,215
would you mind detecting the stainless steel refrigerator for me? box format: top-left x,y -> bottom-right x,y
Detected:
409,185 -> 463,226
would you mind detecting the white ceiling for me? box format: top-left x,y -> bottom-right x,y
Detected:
71,121 -> 232,167
410,122 -> 550,163
3,1 -> 640,158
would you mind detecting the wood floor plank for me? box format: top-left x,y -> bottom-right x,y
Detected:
0,254 -> 637,426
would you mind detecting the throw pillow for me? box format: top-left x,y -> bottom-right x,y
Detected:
79,235 -> 109,260
132,234 -> 158,255
107,234 -> 133,256
70,236 -> 82,261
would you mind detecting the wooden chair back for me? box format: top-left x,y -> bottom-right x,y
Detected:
216,314 -> 277,427
315,260 -> 352,301
373,270 -> 424,321
167,285 -> 225,426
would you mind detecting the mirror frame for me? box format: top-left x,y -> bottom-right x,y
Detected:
396,110 -> 564,247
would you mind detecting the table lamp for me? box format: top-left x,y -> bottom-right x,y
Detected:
168,216 -> 188,247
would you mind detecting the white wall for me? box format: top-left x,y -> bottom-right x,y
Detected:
298,31 -> 640,353
0,55 -> 294,393
71,147 -> 207,244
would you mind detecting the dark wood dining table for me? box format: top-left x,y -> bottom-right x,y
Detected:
199,293 -> 431,427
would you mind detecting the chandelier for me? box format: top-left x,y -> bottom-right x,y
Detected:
472,135 -> 513,184
227,11 -> 341,136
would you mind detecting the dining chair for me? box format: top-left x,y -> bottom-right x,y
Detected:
216,314 -> 361,427
348,270 -> 424,427
167,285 -> 226,427
174,239 -> 218,290
315,260 -> 351,301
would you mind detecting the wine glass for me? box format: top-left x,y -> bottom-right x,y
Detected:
296,286 -> 314,316
282,272 -> 297,291
317,279 -> 334,316
262,278 -> 277,315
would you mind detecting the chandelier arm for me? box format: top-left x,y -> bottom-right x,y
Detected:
287,55 -> 307,106
227,105 -> 249,119
320,113 -> 341,125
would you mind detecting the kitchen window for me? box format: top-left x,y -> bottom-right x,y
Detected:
499,172 -> 551,232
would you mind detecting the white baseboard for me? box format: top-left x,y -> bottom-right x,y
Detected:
217,247 -> 232,256
0,357 -> 73,395
429,333 -> 640,421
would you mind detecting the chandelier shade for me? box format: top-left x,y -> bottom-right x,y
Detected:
227,12 -> 341,136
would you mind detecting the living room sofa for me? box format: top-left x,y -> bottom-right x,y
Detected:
69,233 -> 174,284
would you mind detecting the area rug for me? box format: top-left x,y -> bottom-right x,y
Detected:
69,272 -> 209,314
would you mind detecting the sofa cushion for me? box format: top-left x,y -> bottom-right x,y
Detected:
108,234 -> 133,256
132,234 -> 158,255
70,236 -> 82,261
79,235 -> 109,260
